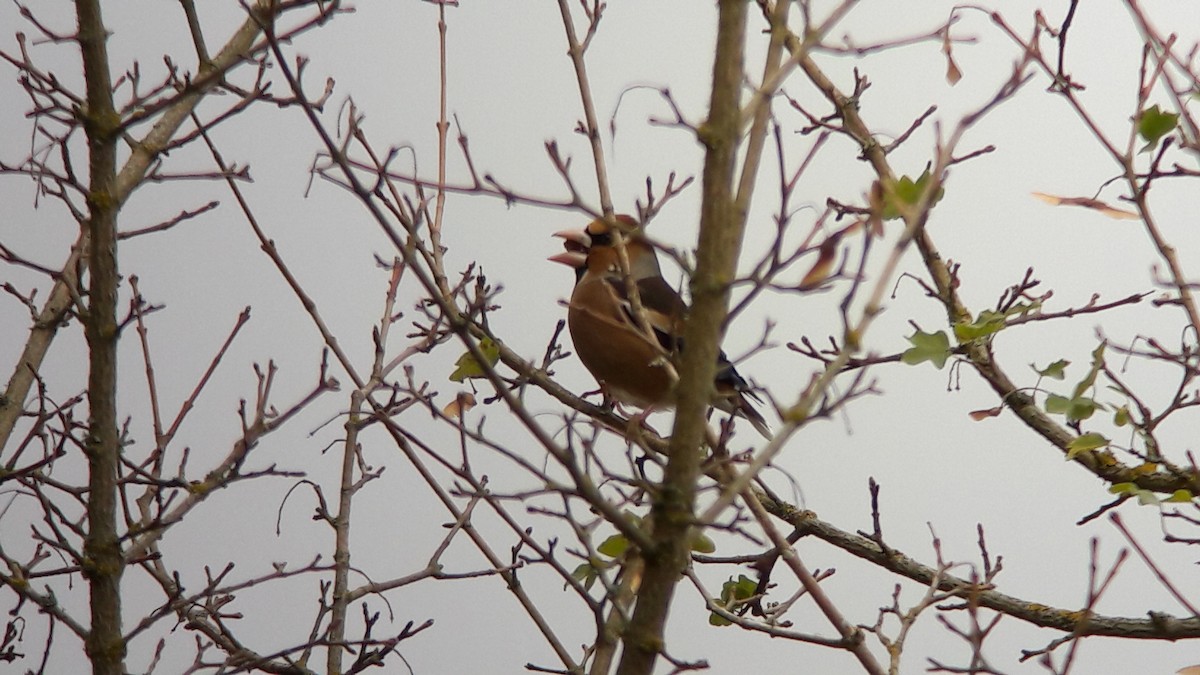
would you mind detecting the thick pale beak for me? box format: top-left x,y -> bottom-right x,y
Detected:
552,228 -> 591,253
548,250 -> 587,268
549,229 -> 590,268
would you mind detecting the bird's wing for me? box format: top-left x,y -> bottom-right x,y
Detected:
602,275 -> 686,352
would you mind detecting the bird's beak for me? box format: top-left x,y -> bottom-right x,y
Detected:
549,229 -> 590,268
548,250 -> 587,268
552,229 -> 591,253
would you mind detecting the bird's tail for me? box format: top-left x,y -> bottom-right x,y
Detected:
714,352 -> 772,440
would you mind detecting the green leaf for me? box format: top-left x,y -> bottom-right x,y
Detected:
1033,359 -> 1070,380
1003,301 -> 1041,318
596,534 -> 629,558
710,574 -> 758,627
954,310 -> 1007,342
1043,343 -> 1107,421
1113,405 -> 1130,427
1066,432 -> 1109,459
570,562 -> 598,591
881,170 -> 946,220
708,608 -> 733,626
901,330 -> 951,369
449,337 -> 501,382
953,303 -> 1041,344
1137,104 -> 1179,152
720,575 -> 757,603
1167,489 -> 1194,503
1044,394 -> 1097,422
1043,394 -> 1070,415
691,532 -> 716,554
1110,482 -> 1161,505
1071,342 -> 1106,399
1069,398 -> 1098,421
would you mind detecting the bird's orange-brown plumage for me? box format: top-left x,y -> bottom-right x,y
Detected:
551,216 -> 771,438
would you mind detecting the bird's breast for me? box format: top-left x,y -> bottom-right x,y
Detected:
567,281 -> 675,408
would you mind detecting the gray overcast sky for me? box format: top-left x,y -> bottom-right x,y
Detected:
2,1 -> 1200,673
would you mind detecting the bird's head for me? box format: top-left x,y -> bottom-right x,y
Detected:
550,215 -> 660,280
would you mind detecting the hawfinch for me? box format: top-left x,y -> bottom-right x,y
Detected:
550,216 -> 771,439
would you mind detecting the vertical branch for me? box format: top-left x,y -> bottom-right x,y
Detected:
328,258 -> 402,674
589,558 -> 641,675
734,0 -> 790,218
75,0 -> 126,672
326,387 -> 363,675
429,0 -> 452,298
616,3 -> 747,675
556,0 -> 614,217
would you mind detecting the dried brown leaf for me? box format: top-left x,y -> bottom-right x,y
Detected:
1032,192 -> 1139,220
799,238 -> 838,290
443,392 -> 477,419
867,180 -> 885,236
968,406 -> 1003,421
942,30 -> 962,85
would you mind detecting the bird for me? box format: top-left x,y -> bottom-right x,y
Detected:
549,215 -> 771,439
